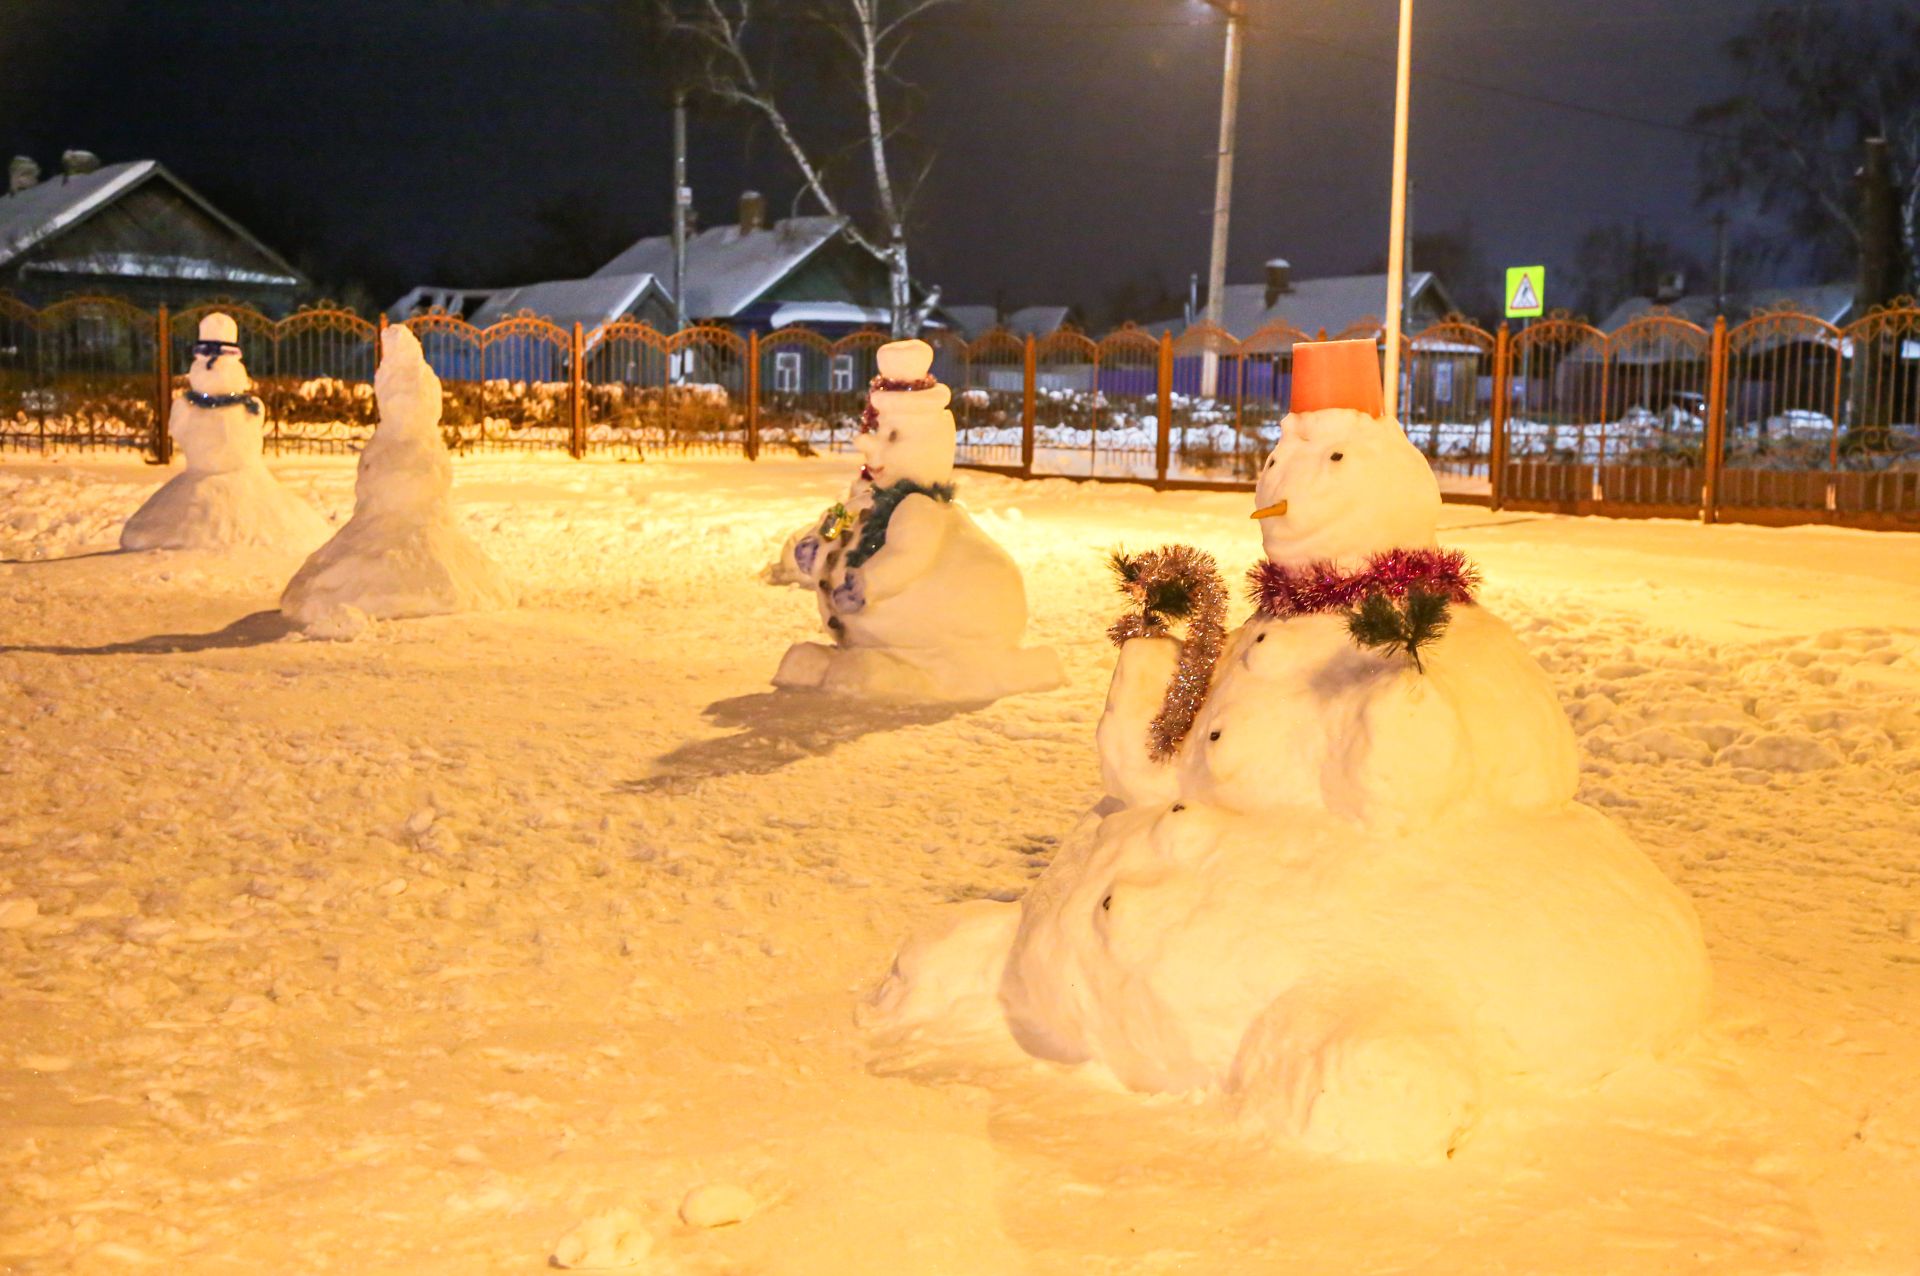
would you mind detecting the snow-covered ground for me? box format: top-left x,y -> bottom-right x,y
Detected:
3,450 -> 1918,1274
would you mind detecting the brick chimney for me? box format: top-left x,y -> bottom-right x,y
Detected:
8,156 -> 39,195
1264,258 -> 1292,308
738,190 -> 767,234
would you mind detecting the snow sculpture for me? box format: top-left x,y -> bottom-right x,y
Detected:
774,338 -> 1062,701
280,324 -> 514,628
867,338 -> 1711,1162
120,313 -> 330,554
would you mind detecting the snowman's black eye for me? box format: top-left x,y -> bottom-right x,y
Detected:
888,430 -> 898,441
1330,451 -> 1344,461
1264,457 -> 1273,469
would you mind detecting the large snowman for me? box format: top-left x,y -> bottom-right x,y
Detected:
774,338 -> 1062,701
866,339 -> 1710,1162
121,313 -> 330,554
280,324 -> 514,631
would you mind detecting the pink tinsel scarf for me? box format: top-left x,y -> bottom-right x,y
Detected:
1248,547 -> 1480,618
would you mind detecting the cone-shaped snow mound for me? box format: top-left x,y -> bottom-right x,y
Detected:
280,325 -> 514,627
121,312 -> 330,555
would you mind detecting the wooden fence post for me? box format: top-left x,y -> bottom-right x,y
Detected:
1021,334 -> 1036,476
569,322 -> 586,459
152,305 -> 172,464
1155,331 -> 1173,487
746,329 -> 761,461
1702,315 -> 1727,524
1489,322 -> 1510,510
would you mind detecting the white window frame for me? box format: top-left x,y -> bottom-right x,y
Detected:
829,354 -> 856,393
773,350 -> 802,393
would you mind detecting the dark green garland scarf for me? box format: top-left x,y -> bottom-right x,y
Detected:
845,479 -> 955,569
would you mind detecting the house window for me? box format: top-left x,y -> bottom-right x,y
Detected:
773,351 -> 802,393
830,354 -> 855,393
1432,362 -> 1454,404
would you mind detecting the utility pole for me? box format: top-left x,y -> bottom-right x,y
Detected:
1402,178 -> 1416,336
1200,0 -> 1245,400
1712,211 -> 1729,315
1381,0 -> 1414,419
672,90 -> 691,339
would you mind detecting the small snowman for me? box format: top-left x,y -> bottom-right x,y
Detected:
774,338 -> 1061,701
120,313 -> 330,554
280,324 -> 514,632
866,339 -> 1710,1163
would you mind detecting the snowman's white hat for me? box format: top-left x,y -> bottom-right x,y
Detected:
197,313 -> 239,345
876,338 -> 934,384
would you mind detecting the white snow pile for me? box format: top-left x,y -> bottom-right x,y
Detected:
119,313 -> 330,555
774,338 -> 1063,701
867,344 -> 1711,1163
281,324 -> 515,629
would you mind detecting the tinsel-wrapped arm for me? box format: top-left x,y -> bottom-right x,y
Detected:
854,494 -> 949,602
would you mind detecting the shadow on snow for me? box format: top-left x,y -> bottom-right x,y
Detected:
623,689 -> 977,792
0,610 -> 296,656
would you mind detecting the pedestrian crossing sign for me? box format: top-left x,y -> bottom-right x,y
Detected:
1505,266 -> 1545,318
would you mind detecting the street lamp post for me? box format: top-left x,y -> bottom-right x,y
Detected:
1200,0 -> 1245,401
1382,0 -> 1414,420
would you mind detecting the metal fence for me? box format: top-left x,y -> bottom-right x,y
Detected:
2,294 -> 1916,530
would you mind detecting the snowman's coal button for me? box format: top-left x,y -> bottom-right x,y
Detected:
1209,731 -> 1221,741
1100,894 -> 1112,911
1256,633 -> 1266,643
1170,803 -> 1185,813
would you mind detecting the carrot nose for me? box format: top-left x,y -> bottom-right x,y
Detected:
1250,500 -> 1289,519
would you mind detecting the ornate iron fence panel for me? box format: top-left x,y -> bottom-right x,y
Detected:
1169,322 -> 1248,482
1835,299 -> 1920,517
36,296 -> 157,450
476,313 -> 573,451
1031,328 -> 1101,478
1092,326 -> 1162,480
1719,306 -> 1842,512
267,306 -> 378,453
403,311 -> 486,451
1404,318 -> 1495,495
1236,321 -> 1316,477
580,320 -> 670,456
1504,313 -> 1609,505
662,325 -> 748,452
955,329 -> 1024,468
1599,312 -> 1710,510
0,294 -> 42,451
756,327 -> 837,455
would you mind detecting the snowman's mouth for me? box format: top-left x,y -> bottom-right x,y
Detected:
865,465 -> 885,481
1250,499 -> 1289,519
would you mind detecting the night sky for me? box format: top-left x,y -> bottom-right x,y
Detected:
0,0 -> 1888,317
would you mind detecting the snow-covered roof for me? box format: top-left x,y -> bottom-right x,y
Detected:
1195,271 -> 1447,343
1004,305 -> 1072,338
591,216 -> 846,320
1600,284 -> 1857,334
0,159 -> 303,284
389,285 -> 503,321
22,253 -> 297,285
939,304 -> 999,340
468,272 -> 669,334
767,301 -> 889,330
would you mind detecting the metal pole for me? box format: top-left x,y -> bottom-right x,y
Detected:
1382,0 -> 1414,420
1201,0 -> 1244,401
672,91 -> 690,352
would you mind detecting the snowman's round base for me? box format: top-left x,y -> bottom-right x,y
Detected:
281,514 -> 515,627
774,639 -> 1063,703
867,798 -> 1709,1164
121,467 -> 331,556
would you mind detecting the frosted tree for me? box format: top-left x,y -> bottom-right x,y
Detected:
653,0 -> 951,336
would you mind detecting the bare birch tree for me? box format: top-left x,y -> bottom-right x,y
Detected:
1693,2 -> 1920,292
656,0 -> 953,336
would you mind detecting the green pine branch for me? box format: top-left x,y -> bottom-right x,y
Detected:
1345,587 -> 1454,673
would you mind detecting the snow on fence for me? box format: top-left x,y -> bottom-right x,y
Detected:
0,296 -> 1915,528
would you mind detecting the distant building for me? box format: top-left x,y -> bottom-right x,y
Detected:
0,156 -> 307,313
467,273 -> 674,341
937,304 -> 1080,342
1156,259 -> 1456,346
391,192 -> 927,336
1599,283 -> 1856,333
